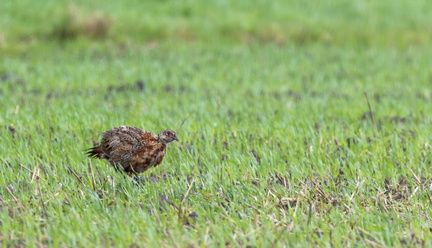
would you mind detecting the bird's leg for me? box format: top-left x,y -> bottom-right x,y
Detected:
129,171 -> 143,185
133,174 -> 142,182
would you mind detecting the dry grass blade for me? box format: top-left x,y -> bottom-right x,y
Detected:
151,208 -> 163,227
349,178 -> 365,202
66,166 -> 84,185
19,164 -> 46,182
37,179 -> 48,219
181,178 -> 195,204
179,113 -> 190,129
88,161 -> 97,191
31,166 -> 40,183
160,194 -> 180,211
5,185 -> 24,208
364,91 -> 379,137
357,227 -> 387,248
407,167 -> 432,205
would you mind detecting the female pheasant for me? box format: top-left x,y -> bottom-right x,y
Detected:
86,126 -> 178,175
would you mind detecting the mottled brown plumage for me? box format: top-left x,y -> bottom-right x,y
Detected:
86,126 -> 178,175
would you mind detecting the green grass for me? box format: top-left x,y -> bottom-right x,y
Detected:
1,0 -> 432,247
1,0 -> 432,47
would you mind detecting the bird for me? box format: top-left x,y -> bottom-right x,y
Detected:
86,126 -> 178,176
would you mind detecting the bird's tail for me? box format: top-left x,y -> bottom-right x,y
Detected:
86,146 -> 106,159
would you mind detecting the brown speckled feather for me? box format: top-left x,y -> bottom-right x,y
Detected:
86,126 -> 178,175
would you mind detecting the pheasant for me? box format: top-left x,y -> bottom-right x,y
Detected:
86,126 -> 178,175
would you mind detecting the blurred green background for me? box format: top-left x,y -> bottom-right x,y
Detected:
1,0 -> 432,247
1,0 -> 431,47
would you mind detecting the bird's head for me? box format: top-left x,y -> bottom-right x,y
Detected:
158,129 -> 179,145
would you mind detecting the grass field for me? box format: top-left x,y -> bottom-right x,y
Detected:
1,0 -> 432,247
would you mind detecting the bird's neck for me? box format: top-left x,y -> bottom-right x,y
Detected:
157,136 -> 168,145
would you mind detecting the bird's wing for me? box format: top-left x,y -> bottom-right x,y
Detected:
101,126 -> 157,154
129,143 -> 167,172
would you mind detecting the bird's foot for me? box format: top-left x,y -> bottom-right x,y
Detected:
132,175 -> 142,185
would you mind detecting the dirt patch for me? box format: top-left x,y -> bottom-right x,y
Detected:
52,5 -> 112,40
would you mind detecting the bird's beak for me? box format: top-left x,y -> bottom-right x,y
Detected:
174,136 -> 179,141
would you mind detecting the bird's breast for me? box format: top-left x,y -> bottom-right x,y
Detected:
150,148 -> 166,167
